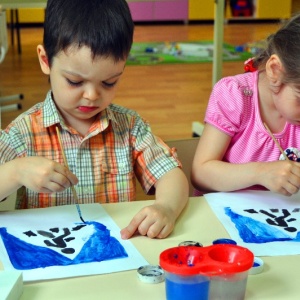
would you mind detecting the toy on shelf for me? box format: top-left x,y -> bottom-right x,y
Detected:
162,42 -> 182,56
162,42 -> 214,58
235,40 -> 266,56
230,0 -> 254,17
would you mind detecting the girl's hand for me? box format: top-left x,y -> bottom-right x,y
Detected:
258,160 -> 300,196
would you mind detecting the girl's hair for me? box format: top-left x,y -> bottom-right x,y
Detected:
254,14 -> 300,84
43,0 -> 134,66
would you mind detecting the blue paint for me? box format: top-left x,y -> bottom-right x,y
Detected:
0,221 -> 128,270
224,207 -> 300,243
165,278 -> 209,300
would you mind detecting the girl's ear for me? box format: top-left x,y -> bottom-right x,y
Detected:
266,54 -> 284,93
37,45 -> 50,75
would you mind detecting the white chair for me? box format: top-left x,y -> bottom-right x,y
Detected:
0,191 -> 17,211
0,7 -> 8,64
0,7 -> 23,126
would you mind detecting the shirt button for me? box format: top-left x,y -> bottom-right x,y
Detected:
119,162 -> 126,169
83,188 -> 91,194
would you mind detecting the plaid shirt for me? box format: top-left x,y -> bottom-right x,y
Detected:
0,91 -> 180,208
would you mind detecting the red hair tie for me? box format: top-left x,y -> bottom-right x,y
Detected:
244,58 -> 257,72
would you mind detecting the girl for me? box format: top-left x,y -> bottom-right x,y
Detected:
192,14 -> 300,197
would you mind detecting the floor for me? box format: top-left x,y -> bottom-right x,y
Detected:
0,21 -> 281,139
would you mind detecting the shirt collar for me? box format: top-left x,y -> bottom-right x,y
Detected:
42,90 -> 119,134
42,91 -> 64,128
86,106 -> 119,138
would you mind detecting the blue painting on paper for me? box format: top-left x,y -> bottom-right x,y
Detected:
0,221 -> 128,270
225,207 -> 300,244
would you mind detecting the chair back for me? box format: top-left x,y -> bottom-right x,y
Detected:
0,8 -> 8,64
166,138 -> 199,196
0,191 -> 17,211
135,137 -> 200,200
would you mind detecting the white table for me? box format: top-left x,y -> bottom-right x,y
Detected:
0,1 -> 47,54
1,196 -> 299,300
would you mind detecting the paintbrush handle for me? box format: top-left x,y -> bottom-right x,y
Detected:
56,127 -> 85,222
263,123 -> 288,160
70,185 -> 79,202
55,127 -> 78,197
55,127 -> 69,168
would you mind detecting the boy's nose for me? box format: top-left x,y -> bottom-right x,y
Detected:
83,87 -> 100,101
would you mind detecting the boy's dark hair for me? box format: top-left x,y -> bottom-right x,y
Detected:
43,0 -> 134,66
254,13 -> 300,84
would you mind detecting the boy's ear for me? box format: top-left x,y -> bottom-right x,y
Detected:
266,54 -> 284,90
37,45 -> 50,75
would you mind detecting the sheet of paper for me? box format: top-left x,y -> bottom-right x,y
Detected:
205,190 -> 300,256
0,203 -> 148,282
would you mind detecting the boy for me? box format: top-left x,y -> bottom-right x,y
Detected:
0,0 -> 188,239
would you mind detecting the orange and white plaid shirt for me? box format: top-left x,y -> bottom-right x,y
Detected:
0,91 -> 180,208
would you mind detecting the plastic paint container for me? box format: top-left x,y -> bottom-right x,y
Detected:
165,273 -> 210,300
160,246 -> 210,300
208,245 -> 254,300
209,272 -> 249,299
159,244 -> 254,300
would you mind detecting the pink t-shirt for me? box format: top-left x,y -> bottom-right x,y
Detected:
205,71 -> 300,163
193,71 -> 300,196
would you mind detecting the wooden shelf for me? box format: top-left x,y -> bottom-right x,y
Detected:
191,0 -> 292,21
4,0 -> 293,24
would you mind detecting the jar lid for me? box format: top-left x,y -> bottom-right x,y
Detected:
212,238 -> 237,245
178,240 -> 203,247
137,265 -> 165,283
249,257 -> 264,275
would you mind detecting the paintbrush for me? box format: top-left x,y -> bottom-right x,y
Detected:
55,126 -> 85,223
263,122 -> 289,160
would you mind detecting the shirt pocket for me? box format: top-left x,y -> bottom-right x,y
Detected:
100,155 -> 135,202
101,155 -> 133,174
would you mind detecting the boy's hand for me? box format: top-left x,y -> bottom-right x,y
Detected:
18,157 -> 78,193
120,168 -> 188,240
120,203 -> 176,239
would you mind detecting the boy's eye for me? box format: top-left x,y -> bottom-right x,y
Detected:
66,78 -> 83,86
103,81 -> 117,88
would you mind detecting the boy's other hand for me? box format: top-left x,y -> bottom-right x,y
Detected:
120,203 -> 176,239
